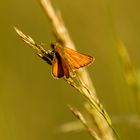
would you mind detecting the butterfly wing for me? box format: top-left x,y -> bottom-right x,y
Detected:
56,46 -> 94,69
52,54 -> 64,78
52,52 -> 69,78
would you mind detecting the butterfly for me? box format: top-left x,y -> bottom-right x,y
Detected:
50,43 -> 94,79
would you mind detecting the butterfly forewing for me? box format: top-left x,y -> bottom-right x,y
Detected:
56,46 -> 94,69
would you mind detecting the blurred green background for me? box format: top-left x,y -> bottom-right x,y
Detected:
1,0 -> 140,139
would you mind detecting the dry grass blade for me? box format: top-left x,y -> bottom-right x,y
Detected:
68,105 -> 101,140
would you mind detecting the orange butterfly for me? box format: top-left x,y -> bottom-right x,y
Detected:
50,43 -> 95,78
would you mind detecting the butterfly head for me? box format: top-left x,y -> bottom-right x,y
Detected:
50,42 -> 58,50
